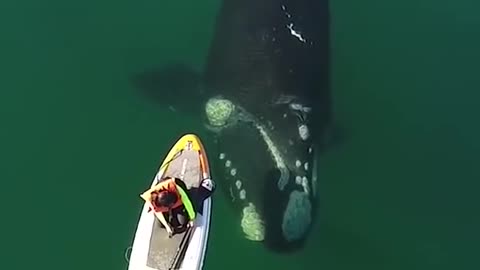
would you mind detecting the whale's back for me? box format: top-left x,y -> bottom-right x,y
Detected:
204,0 -> 331,126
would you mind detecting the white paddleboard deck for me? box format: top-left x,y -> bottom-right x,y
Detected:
129,147 -> 212,270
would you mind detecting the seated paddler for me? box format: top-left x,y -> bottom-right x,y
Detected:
140,176 -> 196,237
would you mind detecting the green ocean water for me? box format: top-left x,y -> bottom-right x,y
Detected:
1,0 -> 479,270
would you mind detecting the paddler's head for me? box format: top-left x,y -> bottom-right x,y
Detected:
155,190 -> 178,209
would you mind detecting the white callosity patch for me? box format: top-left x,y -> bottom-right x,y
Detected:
288,101 -> 311,141
289,103 -> 312,114
290,144 -> 315,195
239,189 -> 246,200
222,158 -> 244,199
295,160 -> 301,168
225,157 -> 265,241
295,176 -> 302,185
204,97 -> 261,134
254,124 -> 289,190
235,180 -> 242,189
298,124 -> 310,141
301,176 -> 310,194
281,5 -> 307,43
282,191 -> 312,242
287,23 -> 306,43
224,157 -> 237,202
205,97 -> 235,127
289,103 -> 303,111
241,203 -> 265,241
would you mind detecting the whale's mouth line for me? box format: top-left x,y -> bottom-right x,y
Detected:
251,115 -> 315,196
253,123 -> 290,191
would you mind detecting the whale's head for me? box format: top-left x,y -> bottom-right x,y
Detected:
210,95 -> 323,252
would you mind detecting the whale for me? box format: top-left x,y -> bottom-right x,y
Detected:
131,0 -> 335,252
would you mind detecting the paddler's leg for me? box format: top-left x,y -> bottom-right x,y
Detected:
198,178 -> 216,201
186,178 -> 216,214
171,207 -> 187,230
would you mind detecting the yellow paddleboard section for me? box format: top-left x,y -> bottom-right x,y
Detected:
154,133 -> 210,188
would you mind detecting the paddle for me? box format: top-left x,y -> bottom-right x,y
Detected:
168,225 -> 194,270
159,150 -> 184,174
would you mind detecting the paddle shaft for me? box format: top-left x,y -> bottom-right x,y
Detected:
168,226 -> 194,270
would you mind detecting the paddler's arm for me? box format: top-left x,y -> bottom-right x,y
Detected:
153,211 -> 173,234
176,185 -> 196,220
140,191 -> 173,234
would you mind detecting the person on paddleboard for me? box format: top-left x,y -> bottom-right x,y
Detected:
140,177 -> 196,237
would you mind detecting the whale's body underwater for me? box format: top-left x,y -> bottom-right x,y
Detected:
132,0 -> 333,252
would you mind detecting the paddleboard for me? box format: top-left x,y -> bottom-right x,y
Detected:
128,134 -> 213,270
